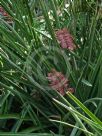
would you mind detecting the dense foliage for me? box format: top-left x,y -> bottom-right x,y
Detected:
0,0 -> 102,136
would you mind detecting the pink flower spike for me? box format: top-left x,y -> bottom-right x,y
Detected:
55,28 -> 76,51
47,69 -> 75,96
47,69 -> 69,96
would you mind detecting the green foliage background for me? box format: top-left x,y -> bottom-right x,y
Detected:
0,0 -> 102,136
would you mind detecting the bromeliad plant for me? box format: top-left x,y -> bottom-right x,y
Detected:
0,0 -> 102,136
